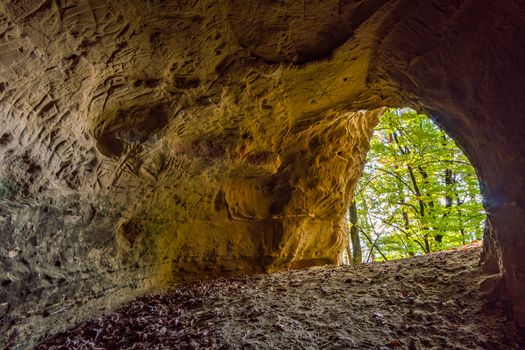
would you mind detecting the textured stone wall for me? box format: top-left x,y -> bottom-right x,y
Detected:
0,0 -> 524,347
371,0 -> 525,327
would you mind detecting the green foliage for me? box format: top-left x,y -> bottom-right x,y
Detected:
353,108 -> 485,261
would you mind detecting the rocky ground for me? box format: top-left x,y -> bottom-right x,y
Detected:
36,243 -> 523,349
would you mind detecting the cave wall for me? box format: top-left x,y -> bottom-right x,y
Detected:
0,0 -> 524,347
370,0 -> 525,326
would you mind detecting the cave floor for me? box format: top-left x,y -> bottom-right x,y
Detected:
37,243 -> 522,350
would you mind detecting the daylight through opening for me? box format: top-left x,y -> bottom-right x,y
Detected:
343,108 -> 486,264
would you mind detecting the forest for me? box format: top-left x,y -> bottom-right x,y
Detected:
346,108 -> 485,263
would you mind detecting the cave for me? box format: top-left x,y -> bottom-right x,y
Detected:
0,0 -> 524,348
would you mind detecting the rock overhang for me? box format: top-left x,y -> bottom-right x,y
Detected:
0,0 -> 524,347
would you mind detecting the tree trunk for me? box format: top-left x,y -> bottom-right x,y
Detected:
444,168 -> 454,208
345,244 -> 352,265
349,201 -> 362,264
392,131 -> 431,254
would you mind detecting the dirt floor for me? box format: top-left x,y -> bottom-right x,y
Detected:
36,243 -> 523,349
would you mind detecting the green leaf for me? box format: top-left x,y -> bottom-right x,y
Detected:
352,108 -> 485,261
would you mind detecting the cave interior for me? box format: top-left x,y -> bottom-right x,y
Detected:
0,0 -> 524,347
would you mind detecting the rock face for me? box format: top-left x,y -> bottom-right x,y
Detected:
0,0 -> 524,347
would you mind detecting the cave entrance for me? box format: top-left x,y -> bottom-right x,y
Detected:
342,108 -> 486,264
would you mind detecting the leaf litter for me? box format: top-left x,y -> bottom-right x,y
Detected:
36,243 -> 523,349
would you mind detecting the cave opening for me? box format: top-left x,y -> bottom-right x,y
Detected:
342,108 -> 486,264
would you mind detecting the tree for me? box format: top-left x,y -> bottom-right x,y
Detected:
348,201 -> 362,264
350,108 -> 485,261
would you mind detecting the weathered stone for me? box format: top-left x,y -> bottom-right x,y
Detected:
0,0 -> 524,347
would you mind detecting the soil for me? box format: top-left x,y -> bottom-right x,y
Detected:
36,243 -> 523,349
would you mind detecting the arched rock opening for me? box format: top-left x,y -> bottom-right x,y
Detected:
0,0 -> 524,346
344,108 -> 487,264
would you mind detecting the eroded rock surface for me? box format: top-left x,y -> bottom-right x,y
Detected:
0,0 -> 524,347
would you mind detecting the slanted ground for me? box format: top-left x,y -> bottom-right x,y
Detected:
37,243 -> 522,349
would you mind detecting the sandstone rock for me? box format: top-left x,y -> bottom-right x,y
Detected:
478,274 -> 503,301
513,301 -> 525,328
0,0 -> 524,347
